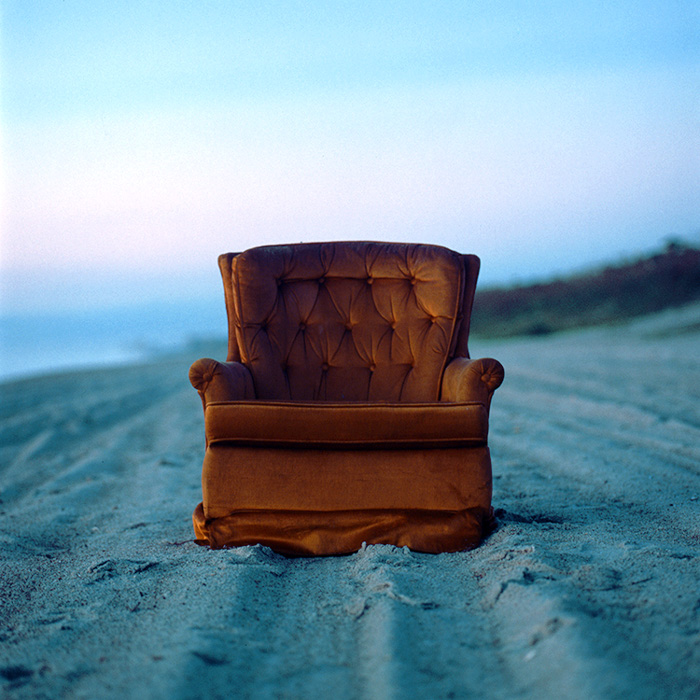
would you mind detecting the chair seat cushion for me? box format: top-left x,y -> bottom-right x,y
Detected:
205,401 -> 488,448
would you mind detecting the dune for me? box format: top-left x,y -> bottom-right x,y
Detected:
1,303 -> 698,699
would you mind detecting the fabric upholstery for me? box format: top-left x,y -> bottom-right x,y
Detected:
199,445 -> 493,517
220,241 -> 475,402
204,401 -> 488,448
193,506 -> 493,557
190,241 -> 504,555
441,357 -> 506,407
189,359 -> 255,406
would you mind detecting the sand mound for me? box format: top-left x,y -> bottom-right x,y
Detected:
1,305 -> 698,699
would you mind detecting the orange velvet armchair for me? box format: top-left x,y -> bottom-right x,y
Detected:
189,241 -> 504,555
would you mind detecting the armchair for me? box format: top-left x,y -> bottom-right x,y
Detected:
189,241 -> 504,555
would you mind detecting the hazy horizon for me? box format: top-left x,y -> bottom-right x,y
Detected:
2,236 -> 697,383
2,1 -> 698,318
2,235 -> 698,318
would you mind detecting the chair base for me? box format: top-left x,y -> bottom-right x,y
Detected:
194,444 -> 494,556
193,503 -> 495,556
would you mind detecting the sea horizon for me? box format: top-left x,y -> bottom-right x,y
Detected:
0,299 -> 227,383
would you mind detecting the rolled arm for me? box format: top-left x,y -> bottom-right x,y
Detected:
440,357 -> 505,406
189,358 -> 256,406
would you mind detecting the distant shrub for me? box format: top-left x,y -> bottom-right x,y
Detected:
471,241 -> 700,337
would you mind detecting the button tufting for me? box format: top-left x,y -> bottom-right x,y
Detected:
390,321 -> 397,329
410,277 -> 417,286
299,322 -> 306,330
321,363 -> 329,371
368,363 -> 376,372
345,322 -> 353,331
366,276 -> 374,285
318,276 -> 326,285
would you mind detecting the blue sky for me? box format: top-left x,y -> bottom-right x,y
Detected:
1,1 -> 698,313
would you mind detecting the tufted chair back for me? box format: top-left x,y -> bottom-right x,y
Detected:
218,241 -> 480,402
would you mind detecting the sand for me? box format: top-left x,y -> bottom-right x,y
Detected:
1,303 -> 699,699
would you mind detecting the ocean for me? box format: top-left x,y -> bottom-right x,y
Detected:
0,299 -> 227,383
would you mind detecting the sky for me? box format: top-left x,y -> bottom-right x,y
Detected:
1,0 -> 698,314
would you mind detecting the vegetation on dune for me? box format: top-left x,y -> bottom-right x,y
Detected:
471,240 -> 700,337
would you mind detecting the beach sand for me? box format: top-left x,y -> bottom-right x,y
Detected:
1,304 -> 698,699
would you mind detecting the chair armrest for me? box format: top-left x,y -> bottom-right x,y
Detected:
440,357 -> 504,406
189,358 -> 256,405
